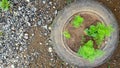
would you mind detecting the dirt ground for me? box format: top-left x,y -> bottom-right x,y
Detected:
27,0 -> 120,68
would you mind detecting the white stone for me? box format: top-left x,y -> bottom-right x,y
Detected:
42,25 -> 47,29
48,26 -> 52,30
11,64 -> 15,68
44,33 -> 47,36
32,33 -> 34,36
38,20 -> 42,26
49,2 -> 52,5
24,33 -> 29,39
39,42 -> 42,45
42,1 -> 46,4
54,10 -> 58,15
53,6 -> 56,9
48,47 -> 52,52
26,0 -> 30,2
27,22 -> 31,26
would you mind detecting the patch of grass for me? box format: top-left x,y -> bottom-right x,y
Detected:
0,0 -> 10,11
66,0 -> 72,4
85,22 -> 113,45
72,15 -> 84,28
108,64 -> 110,68
0,31 -> 3,36
63,31 -> 71,39
77,40 -> 104,62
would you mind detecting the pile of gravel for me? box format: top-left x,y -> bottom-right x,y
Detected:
0,0 -> 38,67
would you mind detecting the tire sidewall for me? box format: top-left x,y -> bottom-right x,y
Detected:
51,0 -> 119,67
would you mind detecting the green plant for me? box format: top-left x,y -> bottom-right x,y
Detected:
72,15 -> 84,28
77,40 -> 104,62
63,31 -> 71,39
108,65 -> 110,68
85,22 -> 113,45
0,31 -> 3,36
0,0 -> 10,11
66,0 -> 72,4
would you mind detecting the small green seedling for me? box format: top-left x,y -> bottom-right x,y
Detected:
63,31 -> 71,39
108,64 -> 110,68
77,40 -> 104,62
72,15 -> 84,28
85,22 -> 113,45
0,31 -> 3,36
66,0 -> 72,4
0,0 -> 10,11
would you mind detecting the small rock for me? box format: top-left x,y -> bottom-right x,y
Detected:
31,33 -> 34,36
11,64 -> 15,68
49,2 -> 52,5
39,42 -> 42,45
42,25 -> 47,29
38,20 -> 42,26
42,1 -> 46,4
26,0 -> 30,2
24,33 -> 29,39
44,33 -> 47,36
54,10 -> 58,15
48,47 -> 53,52
18,7 -> 22,10
48,26 -> 52,30
53,6 -> 56,9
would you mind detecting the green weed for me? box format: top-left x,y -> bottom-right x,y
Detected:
77,40 -> 104,62
66,0 -> 72,4
63,31 -> 71,39
72,15 -> 84,28
85,22 -> 113,45
0,0 -> 10,11
0,31 -> 3,36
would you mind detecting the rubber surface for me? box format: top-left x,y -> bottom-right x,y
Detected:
51,0 -> 119,67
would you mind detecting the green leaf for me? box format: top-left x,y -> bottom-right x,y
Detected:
66,0 -> 72,4
108,65 -> 110,68
84,40 -> 93,47
0,2 -> 2,7
0,31 -> 3,36
0,0 -> 10,11
77,40 -> 104,62
72,15 -> 84,28
63,31 -> 71,39
85,22 -> 113,45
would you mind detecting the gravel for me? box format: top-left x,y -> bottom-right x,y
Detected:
0,0 -> 38,68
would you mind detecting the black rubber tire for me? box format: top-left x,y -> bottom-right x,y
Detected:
51,0 -> 119,67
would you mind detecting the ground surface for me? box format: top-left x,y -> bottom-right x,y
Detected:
28,0 -> 120,68
0,0 -> 120,68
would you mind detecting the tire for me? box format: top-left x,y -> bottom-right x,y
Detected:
51,0 -> 119,67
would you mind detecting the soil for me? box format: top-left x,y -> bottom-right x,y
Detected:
63,12 -> 102,52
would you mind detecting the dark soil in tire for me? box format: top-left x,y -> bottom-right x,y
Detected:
63,12 -> 102,52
